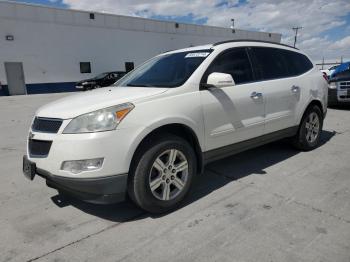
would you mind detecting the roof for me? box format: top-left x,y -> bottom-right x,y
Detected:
163,40 -> 298,56
213,39 -> 298,50
164,45 -> 214,54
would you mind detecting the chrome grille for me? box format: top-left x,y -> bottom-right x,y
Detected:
339,81 -> 350,89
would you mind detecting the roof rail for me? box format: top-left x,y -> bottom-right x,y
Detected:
212,39 -> 298,50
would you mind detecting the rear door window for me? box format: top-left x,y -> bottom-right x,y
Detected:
250,47 -> 290,81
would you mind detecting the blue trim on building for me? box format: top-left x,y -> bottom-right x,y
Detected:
27,82 -> 77,94
0,82 -> 77,96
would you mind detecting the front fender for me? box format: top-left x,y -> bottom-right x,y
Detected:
123,116 -> 204,174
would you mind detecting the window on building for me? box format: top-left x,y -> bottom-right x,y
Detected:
80,62 -> 91,74
89,13 -> 95,20
125,62 -> 134,72
203,48 -> 254,85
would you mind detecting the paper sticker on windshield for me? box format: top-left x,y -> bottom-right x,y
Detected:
185,52 -> 210,58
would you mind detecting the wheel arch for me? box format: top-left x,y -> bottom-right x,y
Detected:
129,123 -> 204,177
298,99 -> 325,125
305,99 -> 324,118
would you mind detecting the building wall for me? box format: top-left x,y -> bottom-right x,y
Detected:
0,1 -> 282,95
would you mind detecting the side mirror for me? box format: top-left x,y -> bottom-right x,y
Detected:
206,72 -> 235,88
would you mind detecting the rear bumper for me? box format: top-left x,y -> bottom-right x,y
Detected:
25,156 -> 128,204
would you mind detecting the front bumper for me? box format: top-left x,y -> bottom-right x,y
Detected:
27,124 -> 143,179
328,87 -> 350,105
23,155 -> 128,204
328,88 -> 338,105
24,123 -> 145,204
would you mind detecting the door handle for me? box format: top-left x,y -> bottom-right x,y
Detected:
250,92 -> 263,100
291,85 -> 300,93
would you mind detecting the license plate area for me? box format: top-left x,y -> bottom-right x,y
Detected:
23,155 -> 36,180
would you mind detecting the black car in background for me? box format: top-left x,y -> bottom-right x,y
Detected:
76,71 -> 127,91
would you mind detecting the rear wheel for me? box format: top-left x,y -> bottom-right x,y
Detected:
128,135 -> 196,213
292,105 -> 323,151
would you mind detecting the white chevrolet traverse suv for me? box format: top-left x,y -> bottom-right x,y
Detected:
23,40 -> 328,213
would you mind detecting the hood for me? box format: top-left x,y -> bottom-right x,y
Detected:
330,62 -> 350,79
36,86 -> 168,119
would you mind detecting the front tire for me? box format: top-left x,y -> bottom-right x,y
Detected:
292,105 -> 323,151
128,135 -> 197,214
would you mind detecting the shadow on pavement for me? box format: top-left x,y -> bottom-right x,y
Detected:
51,130 -> 336,222
328,104 -> 350,110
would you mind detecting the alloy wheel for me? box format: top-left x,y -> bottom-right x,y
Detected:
305,112 -> 320,143
149,149 -> 189,201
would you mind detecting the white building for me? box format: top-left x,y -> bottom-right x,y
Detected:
0,1 -> 281,96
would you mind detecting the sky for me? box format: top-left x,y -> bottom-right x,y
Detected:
9,0 -> 350,62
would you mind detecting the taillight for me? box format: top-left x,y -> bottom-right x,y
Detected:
322,72 -> 329,83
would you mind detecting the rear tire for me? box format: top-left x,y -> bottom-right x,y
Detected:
292,105 -> 323,151
128,134 -> 197,214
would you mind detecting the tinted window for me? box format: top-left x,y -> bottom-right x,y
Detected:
251,47 -> 313,79
282,51 -> 313,76
203,48 -> 254,85
95,72 -> 109,78
117,50 -> 212,88
251,47 -> 289,80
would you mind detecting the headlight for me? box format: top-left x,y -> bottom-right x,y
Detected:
329,82 -> 337,89
63,103 -> 134,134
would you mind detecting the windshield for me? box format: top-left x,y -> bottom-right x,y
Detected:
116,50 -> 212,88
94,72 -> 109,79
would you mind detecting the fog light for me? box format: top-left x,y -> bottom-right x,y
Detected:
61,158 -> 104,174
329,82 -> 337,89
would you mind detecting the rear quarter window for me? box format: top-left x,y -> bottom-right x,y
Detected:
282,50 -> 313,76
250,47 -> 313,80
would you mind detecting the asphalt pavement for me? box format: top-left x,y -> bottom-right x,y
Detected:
0,93 -> 349,262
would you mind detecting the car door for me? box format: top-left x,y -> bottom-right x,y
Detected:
200,47 -> 265,152
249,47 -> 298,134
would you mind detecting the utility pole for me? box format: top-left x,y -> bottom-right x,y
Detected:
322,57 -> 324,70
231,19 -> 235,33
292,26 -> 302,48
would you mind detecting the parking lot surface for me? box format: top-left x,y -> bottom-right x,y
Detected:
0,93 -> 349,262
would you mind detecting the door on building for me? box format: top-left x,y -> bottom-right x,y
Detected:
4,62 -> 26,95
